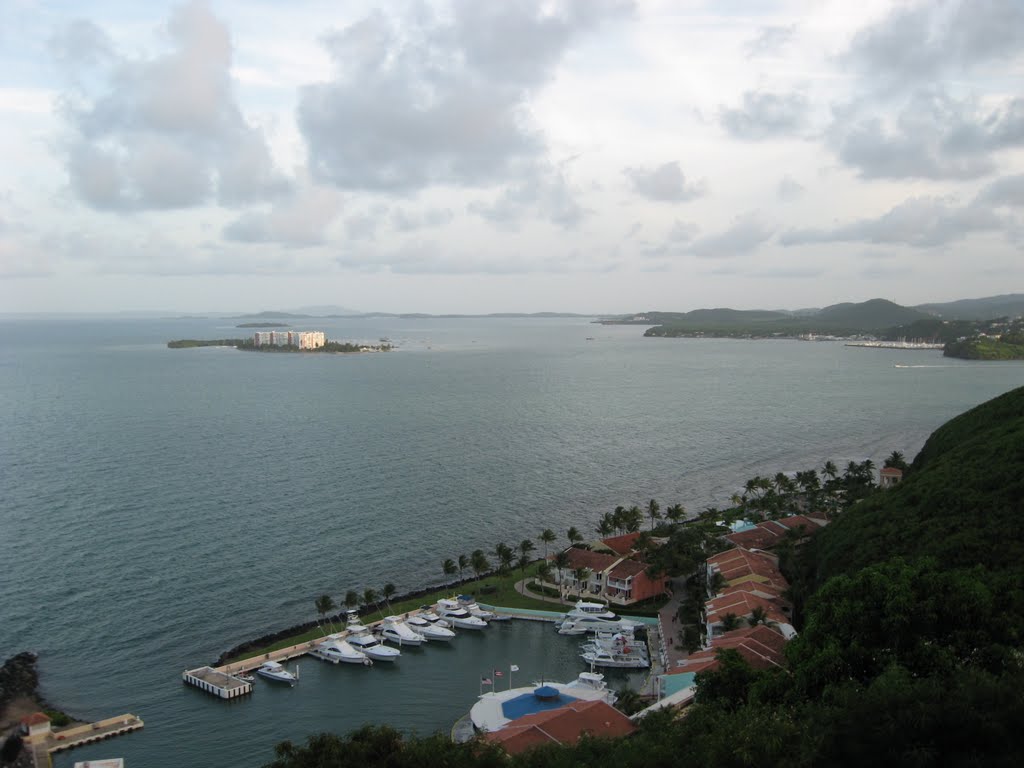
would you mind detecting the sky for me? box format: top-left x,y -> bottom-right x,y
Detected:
0,0 -> 1022,314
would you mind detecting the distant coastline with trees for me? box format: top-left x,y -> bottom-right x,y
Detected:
166,339 -> 393,353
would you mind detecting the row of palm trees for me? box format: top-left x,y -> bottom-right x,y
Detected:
314,583 -> 400,631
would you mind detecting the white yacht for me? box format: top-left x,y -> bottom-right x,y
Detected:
580,633 -> 649,669
380,616 -> 426,646
418,611 -> 453,629
557,616 -> 642,635
564,600 -> 621,621
436,599 -> 488,630
256,660 -> 297,684
309,634 -> 372,665
346,625 -> 401,662
456,595 -> 496,620
406,614 -> 456,641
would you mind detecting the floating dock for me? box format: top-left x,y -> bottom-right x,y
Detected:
182,666 -> 253,699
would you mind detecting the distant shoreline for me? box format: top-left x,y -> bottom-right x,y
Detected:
167,339 -> 393,353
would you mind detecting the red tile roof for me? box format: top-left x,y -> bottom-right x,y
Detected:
562,548 -> 620,572
706,591 -> 789,627
724,516 -> 824,549
707,547 -> 787,588
21,712 -> 50,726
601,533 -> 643,556
486,700 -> 636,755
880,467 -> 903,476
608,558 -> 649,579
679,625 -> 789,671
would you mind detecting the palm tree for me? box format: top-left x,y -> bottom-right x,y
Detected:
382,583 -> 396,612
647,499 -> 661,530
494,542 -> 515,574
518,539 -> 535,561
362,588 -> 378,616
539,529 -> 556,559
457,554 -> 468,583
625,505 -> 643,533
611,506 -> 626,534
315,594 -> 335,633
596,513 -> 614,537
665,503 -> 685,524
517,553 -> 530,576
470,549 -> 490,581
442,558 -> 457,587
749,605 -> 773,626
536,561 -> 553,586
344,590 -> 359,612
553,550 -> 571,603
720,612 -> 742,632
567,526 -> 583,546
884,451 -> 908,471
572,567 -> 591,598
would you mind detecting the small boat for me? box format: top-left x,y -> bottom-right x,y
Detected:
456,595 -> 496,621
380,616 -> 426,646
346,626 -> 401,662
310,634 -> 372,665
436,600 -> 488,630
407,614 -> 456,641
234,673 -> 255,683
256,661 -> 297,685
580,632 -> 649,668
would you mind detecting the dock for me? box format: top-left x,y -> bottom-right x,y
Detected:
25,714 -> 143,767
182,666 -> 253,699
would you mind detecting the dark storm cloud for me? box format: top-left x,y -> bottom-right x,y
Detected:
719,90 -> 808,141
828,91 -> 1024,180
781,196 -> 1003,248
55,2 -> 288,212
624,162 -> 707,202
688,214 -> 773,258
299,0 -> 631,193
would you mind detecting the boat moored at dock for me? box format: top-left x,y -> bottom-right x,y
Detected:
256,661 -> 297,685
380,616 -> 426,646
436,600 -> 489,630
310,635 -> 373,665
407,614 -> 456,641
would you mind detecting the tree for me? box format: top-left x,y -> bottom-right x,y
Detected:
536,561 -> 553,586
552,549 -> 571,601
442,558 -> 457,587
647,498 -> 662,530
362,588 -> 378,614
567,526 -> 583,545
694,648 -> 761,711
493,542 -> 514,574
517,553 -> 530,576
315,594 -> 335,633
611,505 -> 626,534
666,502 -> 686,524
344,590 -> 359,612
625,505 -> 644,532
573,566 -> 591,597
457,554 -> 468,582
884,450 -> 909,471
539,528 -> 556,559
596,514 -> 614,537
720,612 -> 742,631
749,605 -> 772,626
518,538 -> 535,560
470,549 -> 490,581
382,583 -> 396,612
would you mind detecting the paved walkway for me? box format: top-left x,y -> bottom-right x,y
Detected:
658,577 -> 692,670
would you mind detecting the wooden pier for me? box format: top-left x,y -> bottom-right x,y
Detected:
25,713 -> 143,767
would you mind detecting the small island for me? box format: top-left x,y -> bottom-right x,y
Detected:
168,330 -> 393,353
236,322 -> 290,328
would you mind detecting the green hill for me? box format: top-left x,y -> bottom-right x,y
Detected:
813,298 -> 929,329
915,293 -> 1024,320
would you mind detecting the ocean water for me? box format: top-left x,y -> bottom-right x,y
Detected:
1,316 -> 1021,767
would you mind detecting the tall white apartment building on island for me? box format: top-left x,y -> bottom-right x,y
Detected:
253,330 -> 326,349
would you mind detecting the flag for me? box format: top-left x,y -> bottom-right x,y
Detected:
481,677 -> 492,685
494,669 -> 504,677
510,664 -> 520,672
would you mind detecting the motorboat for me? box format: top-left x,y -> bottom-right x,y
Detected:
557,616 -> 642,635
418,611 -> 453,629
309,634 -> 372,665
256,661 -> 297,684
456,595 -> 496,620
436,600 -> 488,630
346,626 -> 401,662
564,600 -> 622,621
406,614 -> 456,641
580,632 -> 649,669
380,616 -> 426,646
234,672 -> 255,683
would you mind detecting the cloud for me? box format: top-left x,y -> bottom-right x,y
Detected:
667,220 -> 699,242
744,25 -> 796,58
777,176 -> 804,201
781,196 -> 1004,248
299,1 -> 630,193
847,0 -> 1024,87
828,90 -> 1024,180
624,161 -> 707,202
467,168 -> 587,229
391,207 -> 454,232
55,2 -> 288,211
976,174 -> 1024,208
223,185 -> 343,246
719,90 -> 808,141
688,214 -> 774,258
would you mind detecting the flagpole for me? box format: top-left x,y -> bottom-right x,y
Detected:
509,664 -> 513,691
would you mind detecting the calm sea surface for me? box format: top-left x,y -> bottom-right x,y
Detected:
1,316 -> 1022,767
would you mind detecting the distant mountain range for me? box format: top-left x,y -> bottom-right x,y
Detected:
607,295 -> 1024,338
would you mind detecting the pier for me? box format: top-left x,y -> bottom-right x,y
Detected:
182,667 -> 253,699
24,713 -> 143,767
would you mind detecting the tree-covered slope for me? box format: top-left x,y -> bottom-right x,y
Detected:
810,385 -> 1024,584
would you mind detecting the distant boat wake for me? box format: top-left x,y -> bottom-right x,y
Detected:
894,364 -> 957,368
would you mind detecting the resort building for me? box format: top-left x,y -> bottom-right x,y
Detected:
485,700 -> 636,755
723,514 -> 827,550
252,330 -> 326,349
552,546 -> 667,605
879,467 -> 904,488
